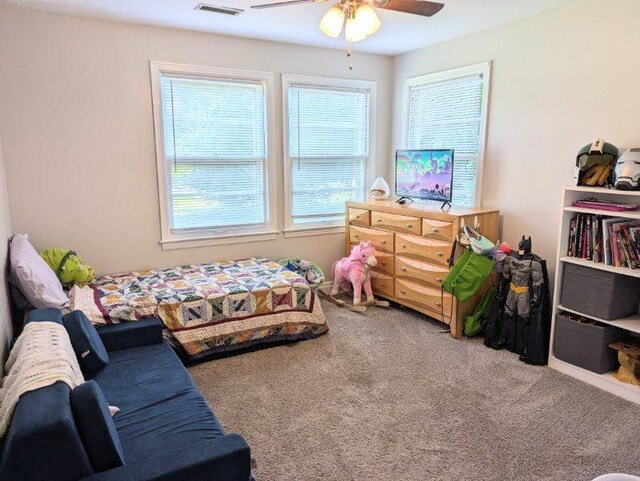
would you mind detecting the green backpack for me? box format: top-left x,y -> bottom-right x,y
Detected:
464,286 -> 496,337
442,248 -> 495,302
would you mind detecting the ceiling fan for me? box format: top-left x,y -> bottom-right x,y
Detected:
251,0 -> 445,43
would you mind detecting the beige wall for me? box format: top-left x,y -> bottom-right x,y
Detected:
2,0 -> 639,284
392,0 -> 640,275
0,7 -> 392,276
0,137 -> 13,368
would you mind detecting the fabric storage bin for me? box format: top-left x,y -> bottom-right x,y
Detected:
554,313 -> 626,373
561,263 -> 640,320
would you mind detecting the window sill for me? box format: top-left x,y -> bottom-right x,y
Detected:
283,226 -> 345,239
159,230 -> 280,250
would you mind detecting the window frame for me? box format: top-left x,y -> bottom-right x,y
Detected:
150,61 -> 278,250
400,61 -> 491,208
282,74 -> 376,237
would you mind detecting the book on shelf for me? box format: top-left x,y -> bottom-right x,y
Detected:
567,213 -> 640,268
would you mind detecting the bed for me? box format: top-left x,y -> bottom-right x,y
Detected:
69,257 -> 327,361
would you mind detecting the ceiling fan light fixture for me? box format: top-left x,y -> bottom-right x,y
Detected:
354,3 -> 380,36
345,15 -> 367,42
319,4 -> 345,39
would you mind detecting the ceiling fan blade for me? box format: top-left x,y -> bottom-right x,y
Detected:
251,0 -> 317,9
376,0 -> 444,17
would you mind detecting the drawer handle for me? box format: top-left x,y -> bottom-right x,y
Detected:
436,277 -> 443,282
354,235 -> 359,239
432,228 -> 440,233
400,267 -> 407,272
400,244 -> 406,249
406,224 -> 413,228
377,219 -> 382,222
435,301 -> 442,307
436,252 -> 443,257
380,240 -> 387,244
400,290 -> 406,295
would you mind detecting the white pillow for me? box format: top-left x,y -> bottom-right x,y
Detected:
10,233 -> 68,309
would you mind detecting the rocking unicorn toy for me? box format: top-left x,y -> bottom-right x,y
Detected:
319,241 -> 390,312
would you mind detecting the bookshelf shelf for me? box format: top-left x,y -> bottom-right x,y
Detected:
564,206 -> 640,220
565,185 -> 640,197
556,304 -> 640,334
559,256 -> 640,279
550,185 -> 640,405
548,355 -> 640,404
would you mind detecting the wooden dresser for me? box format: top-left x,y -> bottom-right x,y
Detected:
345,200 -> 499,338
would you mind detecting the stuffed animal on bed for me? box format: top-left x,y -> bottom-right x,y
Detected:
40,249 -> 95,287
295,259 -> 318,285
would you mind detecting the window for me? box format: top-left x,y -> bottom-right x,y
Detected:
403,62 -> 491,207
150,63 -> 276,249
283,75 -> 375,234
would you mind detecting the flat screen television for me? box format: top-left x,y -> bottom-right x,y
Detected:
395,149 -> 454,203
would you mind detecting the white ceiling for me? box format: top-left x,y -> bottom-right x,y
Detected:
1,0 -> 566,55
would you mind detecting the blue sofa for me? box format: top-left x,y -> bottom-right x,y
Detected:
1,309 -> 253,481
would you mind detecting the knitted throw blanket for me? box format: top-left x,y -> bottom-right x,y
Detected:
0,321 -> 85,437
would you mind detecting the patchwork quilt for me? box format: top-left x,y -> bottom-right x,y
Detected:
69,258 -> 327,360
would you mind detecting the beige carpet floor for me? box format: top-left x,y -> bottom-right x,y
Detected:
188,300 -> 640,481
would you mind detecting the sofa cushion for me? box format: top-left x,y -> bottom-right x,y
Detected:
91,342 -> 226,462
97,318 -> 163,352
71,381 -> 125,472
1,382 -> 94,481
63,310 -> 109,373
25,308 -> 63,325
9,233 -> 68,309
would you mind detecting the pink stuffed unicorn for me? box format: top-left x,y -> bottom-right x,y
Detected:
331,241 -> 378,305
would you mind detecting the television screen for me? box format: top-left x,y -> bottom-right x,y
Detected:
395,149 -> 454,202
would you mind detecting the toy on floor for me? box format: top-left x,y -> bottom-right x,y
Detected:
277,257 -> 324,288
319,241 -> 389,312
40,249 -> 95,287
483,236 -> 551,365
609,340 -> 640,386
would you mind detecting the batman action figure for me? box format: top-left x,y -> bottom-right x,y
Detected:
484,236 -> 551,365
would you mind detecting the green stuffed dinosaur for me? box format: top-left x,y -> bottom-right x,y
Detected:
40,249 -> 95,287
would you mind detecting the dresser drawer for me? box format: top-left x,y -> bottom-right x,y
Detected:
373,251 -> 394,276
395,255 -> 449,289
422,218 -> 454,242
349,225 -> 394,253
371,211 -> 421,235
371,271 -> 394,298
349,208 -> 370,226
395,279 -> 452,320
395,233 -> 450,266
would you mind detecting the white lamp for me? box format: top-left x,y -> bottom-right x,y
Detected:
370,177 -> 390,200
319,4 -> 346,38
345,14 -> 368,42
354,4 -> 380,37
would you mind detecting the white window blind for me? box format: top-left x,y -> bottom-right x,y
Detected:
287,84 -> 370,225
406,72 -> 486,207
160,75 -> 268,231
